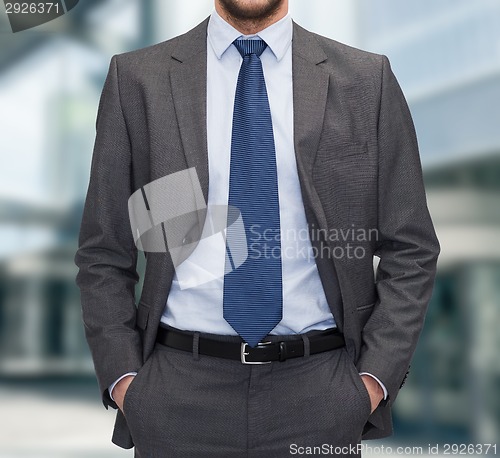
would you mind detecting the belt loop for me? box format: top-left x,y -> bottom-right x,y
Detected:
301,334 -> 310,358
192,332 -> 200,361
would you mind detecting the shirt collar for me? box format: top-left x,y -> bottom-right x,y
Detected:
208,9 -> 292,61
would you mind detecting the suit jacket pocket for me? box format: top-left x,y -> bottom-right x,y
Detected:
316,141 -> 368,160
336,142 -> 367,158
357,302 -> 375,330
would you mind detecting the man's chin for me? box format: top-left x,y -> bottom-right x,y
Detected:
218,0 -> 285,22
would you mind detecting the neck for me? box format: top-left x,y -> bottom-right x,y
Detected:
215,2 -> 288,35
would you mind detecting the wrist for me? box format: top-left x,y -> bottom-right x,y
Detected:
112,375 -> 136,410
109,372 -> 137,402
115,375 -> 135,392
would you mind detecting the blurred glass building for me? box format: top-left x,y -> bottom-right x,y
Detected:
0,0 -> 499,455
353,0 -> 500,445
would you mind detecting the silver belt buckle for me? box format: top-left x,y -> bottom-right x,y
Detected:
241,341 -> 272,364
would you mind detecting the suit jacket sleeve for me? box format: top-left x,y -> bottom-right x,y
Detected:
75,55 -> 143,409
356,56 -> 440,403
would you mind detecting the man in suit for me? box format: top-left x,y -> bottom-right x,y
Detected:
75,0 -> 440,456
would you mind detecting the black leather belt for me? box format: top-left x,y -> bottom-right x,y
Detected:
156,326 -> 345,364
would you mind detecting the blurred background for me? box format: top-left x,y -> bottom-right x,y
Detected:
0,0 -> 499,456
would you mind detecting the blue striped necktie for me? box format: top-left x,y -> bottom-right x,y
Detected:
223,38 -> 283,348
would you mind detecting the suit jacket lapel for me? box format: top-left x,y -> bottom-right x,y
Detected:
292,23 -> 346,328
292,22 -> 329,231
141,20 -> 210,358
169,18 -> 210,204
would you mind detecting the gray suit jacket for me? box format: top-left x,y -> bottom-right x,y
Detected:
75,18 -> 440,449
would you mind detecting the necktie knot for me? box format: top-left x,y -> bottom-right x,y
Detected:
233,38 -> 267,58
